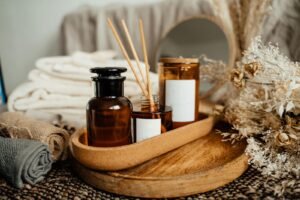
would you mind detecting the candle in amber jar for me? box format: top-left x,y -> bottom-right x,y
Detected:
159,57 -> 199,128
131,95 -> 172,142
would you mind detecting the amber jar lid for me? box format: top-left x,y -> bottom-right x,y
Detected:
159,57 -> 199,64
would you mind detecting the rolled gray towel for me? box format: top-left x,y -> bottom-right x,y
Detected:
0,136 -> 53,188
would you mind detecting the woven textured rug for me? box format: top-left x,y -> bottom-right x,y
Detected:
0,162 -> 299,200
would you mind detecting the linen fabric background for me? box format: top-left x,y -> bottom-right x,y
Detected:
61,0 -> 300,68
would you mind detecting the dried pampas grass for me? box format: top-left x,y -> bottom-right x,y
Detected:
229,0 -> 272,58
219,37 -> 300,195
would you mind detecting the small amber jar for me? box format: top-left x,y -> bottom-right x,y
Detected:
159,57 -> 199,128
132,95 -> 172,142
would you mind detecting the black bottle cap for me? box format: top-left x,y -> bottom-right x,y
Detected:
91,67 -> 127,81
90,67 -> 127,97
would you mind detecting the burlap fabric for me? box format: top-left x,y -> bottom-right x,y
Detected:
0,112 -> 69,161
0,162 -> 299,199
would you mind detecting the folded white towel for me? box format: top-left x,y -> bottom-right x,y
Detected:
8,82 -> 90,111
36,55 -> 158,83
28,69 -> 91,87
28,69 -> 154,97
8,79 -> 148,110
35,56 -> 91,81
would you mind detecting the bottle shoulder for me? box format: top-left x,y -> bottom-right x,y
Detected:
117,96 -> 132,105
87,96 -> 132,110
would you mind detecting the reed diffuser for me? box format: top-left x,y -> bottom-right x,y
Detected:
107,18 -> 172,142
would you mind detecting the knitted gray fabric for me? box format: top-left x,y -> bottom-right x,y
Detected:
0,136 -> 53,188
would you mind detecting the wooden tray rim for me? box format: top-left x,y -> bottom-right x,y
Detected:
72,115 -> 214,151
70,115 -> 215,171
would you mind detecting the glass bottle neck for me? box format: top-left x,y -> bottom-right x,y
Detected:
94,80 -> 124,97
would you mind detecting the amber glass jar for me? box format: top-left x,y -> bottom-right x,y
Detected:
132,95 -> 172,142
86,67 -> 132,147
159,57 -> 199,128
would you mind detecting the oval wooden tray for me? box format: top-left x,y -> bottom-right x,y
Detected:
73,132 -> 248,198
70,115 -> 214,171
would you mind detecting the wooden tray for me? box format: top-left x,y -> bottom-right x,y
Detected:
73,132 -> 248,198
70,115 -> 214,171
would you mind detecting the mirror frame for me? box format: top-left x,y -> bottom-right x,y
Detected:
155,15 -> 237,70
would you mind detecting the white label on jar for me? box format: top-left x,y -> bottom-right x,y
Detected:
136,118 -> 161,142
165,80 -> 195,122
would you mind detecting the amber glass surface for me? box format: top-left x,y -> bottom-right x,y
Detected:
87,96 -> 132,147
131,97 -> 172,142
159,61 -> 199,128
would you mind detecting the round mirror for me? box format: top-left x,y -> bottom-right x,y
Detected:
156,17 -> 234,101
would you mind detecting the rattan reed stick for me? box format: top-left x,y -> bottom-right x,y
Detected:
107,18 -> 148,97
121,20 -> 147,86
139,19 -> 155,110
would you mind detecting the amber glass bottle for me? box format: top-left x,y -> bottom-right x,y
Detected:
86,67 -> 132,147
132,95 -> 172,142
159,57 -> 199,128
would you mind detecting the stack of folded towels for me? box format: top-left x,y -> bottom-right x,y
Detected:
8,51 -> 158,127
